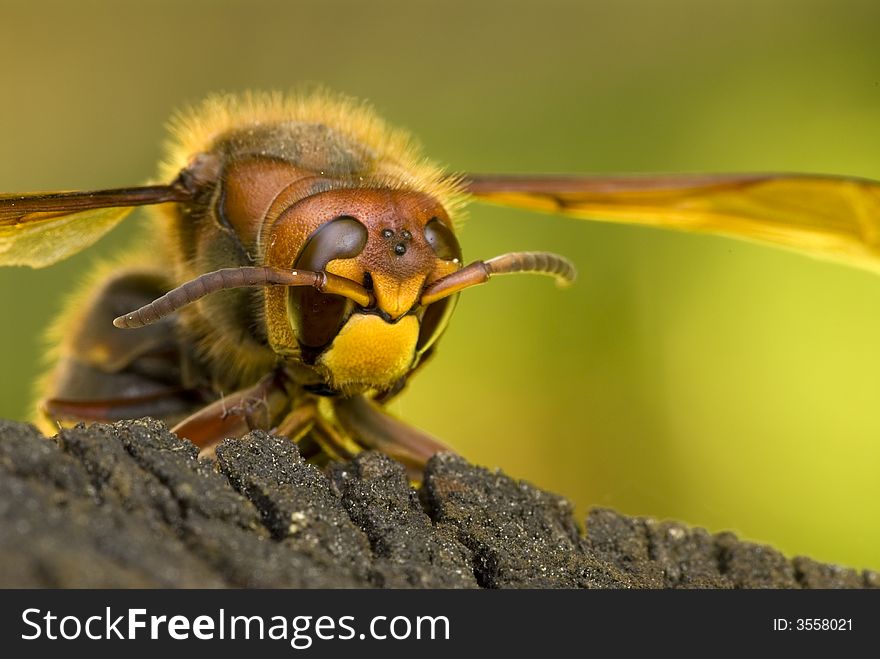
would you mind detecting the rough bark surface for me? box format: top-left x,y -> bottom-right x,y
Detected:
0,418 -> 875,589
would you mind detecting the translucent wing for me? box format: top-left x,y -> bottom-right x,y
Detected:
0,185 -> 190,267
463,173 -> 880,272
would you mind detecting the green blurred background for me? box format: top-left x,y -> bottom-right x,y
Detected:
1,0 -> 878,571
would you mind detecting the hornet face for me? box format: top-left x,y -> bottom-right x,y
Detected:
262,187 -> 462,394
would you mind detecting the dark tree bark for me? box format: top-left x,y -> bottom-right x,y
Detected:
0,419 -> 875,589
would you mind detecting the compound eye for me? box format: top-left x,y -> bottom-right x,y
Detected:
289,216 -> 369,358
417,296 -> 456,355
297,216 -> 368,270
424,218 -> 462,262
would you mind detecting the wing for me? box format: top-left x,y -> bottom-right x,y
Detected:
0,185 -> 191,267
462,173 -> 880,272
